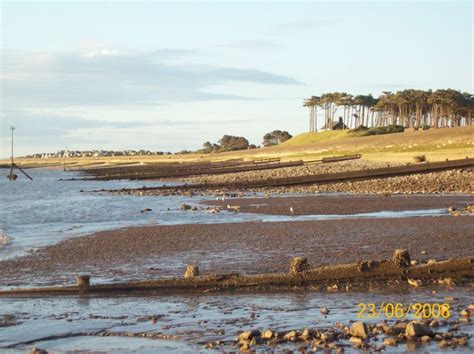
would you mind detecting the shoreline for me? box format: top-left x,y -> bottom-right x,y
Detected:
1,212 -> 473,288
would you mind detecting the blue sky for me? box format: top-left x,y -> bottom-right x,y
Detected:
1,0 -> 472,156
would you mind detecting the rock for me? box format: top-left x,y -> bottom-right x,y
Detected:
407,278 -> 423,287
239,330 -> 260,340
320,332 -> 335,342
383,337 -> 398,346
421,335 -> 431,343
320,307 -> 330,315
349,336 -> 363,347
180,203 -> 192,210
184,265 -> 199,278
261,330 -> 273,340
29,349 -> 48,354
300,328 -> 311,340
405,322 -> 433,338
283,330 -> 297,341
438,340 -> 449,348
239,342 -> 250,352
350,322 -> 369,338
226,205 -> 241,212
289,257 -> 310,274
392,249 -> 411,267
438,278 -> 455,285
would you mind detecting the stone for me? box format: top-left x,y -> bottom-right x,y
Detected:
383,337 -> 398,346
239,343 -> 250,352
184,265 -> 199,278
29,349 -> 48,354
405,322 -> 433,338
438,340 -> 449,348
239,330 -> 260,340
261,330 -> 273,340
300,328 -> 311,340
350,321 -> 369,339
320,307 -> 330,315
284,330 -> 297,341
407,278 -> 423,287
349,336 -> 363,347
392,249 -> 411,267
289,257 -> 310,274
421,335 -> 431,343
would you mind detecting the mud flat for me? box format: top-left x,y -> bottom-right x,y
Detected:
203,194 -> 474,216
1,215 -> 473,287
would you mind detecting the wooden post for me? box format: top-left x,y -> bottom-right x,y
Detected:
184,265 -> 199,278
392,249 -> 411,268
9,126 -> 15,181
290,256 -> 310,274
76,275 -> 91,290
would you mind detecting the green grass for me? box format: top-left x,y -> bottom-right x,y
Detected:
281,130 -> 351,146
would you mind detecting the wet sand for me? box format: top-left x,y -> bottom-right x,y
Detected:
203,194 -> 474,215
1,215 -> 473,287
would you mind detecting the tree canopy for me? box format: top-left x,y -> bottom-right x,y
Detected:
304,89 -> 473,132
262,130 -> 293,147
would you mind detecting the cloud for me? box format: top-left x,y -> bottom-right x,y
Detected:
276,18 -> 336,31
0,48 -> 302,110
0,110 -> 251,138
218,40 -> 281,49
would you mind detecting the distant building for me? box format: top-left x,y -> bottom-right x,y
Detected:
322,117 -> 348,131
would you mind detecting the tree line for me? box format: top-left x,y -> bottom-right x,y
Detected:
200,130 -> 292,154
303,89 -> 473,132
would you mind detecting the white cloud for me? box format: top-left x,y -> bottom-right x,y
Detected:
1,48 -> 302,110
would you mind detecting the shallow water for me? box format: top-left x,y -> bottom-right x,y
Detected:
0,168 -> 453,261
1,168 -> 472,352
0,286 -> 472,352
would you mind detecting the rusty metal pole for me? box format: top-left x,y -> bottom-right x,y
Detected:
9,126 -> 15,181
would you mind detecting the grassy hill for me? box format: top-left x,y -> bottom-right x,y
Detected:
2,126 -> 473,168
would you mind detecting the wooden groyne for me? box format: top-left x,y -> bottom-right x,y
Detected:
77,159 -> 304,181
98,157 -> 474,193
1,254 -> 472,297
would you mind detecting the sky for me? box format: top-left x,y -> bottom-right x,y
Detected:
0,0 -> 472,157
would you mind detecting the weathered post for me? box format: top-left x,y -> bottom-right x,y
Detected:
289,256 -> 310,274
392,249 -> 411,268
76,275 -> 91,291
9,126 -> 15,181
184,265 -> 199,278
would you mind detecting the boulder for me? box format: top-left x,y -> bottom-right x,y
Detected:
405,321 -> 433,338
350,322 -> 369,338
349,336 -> 363,347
